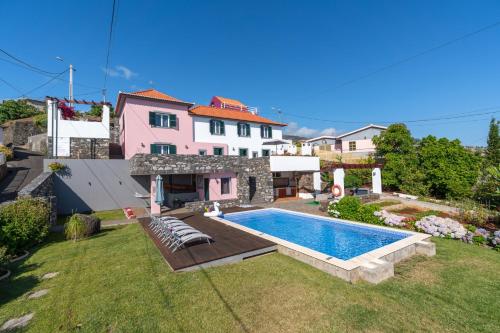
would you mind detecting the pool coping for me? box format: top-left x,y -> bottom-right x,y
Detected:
212,207 -> 431,271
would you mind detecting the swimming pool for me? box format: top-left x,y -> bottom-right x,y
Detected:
214,208 -> 434,283
223,208 -> 410,260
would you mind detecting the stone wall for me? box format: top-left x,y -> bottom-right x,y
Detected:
110,118 -> 120,144
17,172 -> 57,226
0,153 -> 6,181
185,198 -> 242,212
297,173 -> 315,193
1,118 -> 45,147
47,137 -> 110,159
130,154 -> 274,206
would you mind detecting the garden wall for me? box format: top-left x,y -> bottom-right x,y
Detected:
17,172 -> 57,226
1,118 -> 45,146
0,153 -> 6,181
44,159 -> 149,214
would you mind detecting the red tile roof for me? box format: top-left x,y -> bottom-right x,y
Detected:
213,96 -> 246,108
189,105 -> 286,126
128,89 -> 184,103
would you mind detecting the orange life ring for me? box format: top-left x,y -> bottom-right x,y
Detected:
331,184 -> 343,197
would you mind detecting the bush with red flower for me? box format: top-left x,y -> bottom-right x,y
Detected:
58,101 -> 75,120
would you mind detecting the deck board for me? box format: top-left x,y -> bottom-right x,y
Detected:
139,207 -> 276,270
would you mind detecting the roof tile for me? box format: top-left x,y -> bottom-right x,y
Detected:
189,105 -> 286,126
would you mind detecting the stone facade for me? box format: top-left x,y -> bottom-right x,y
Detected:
47,137 -> 110,159
185,198 -> 242,212
297,172 -> 314,193
1,118 -> 45,147
17,172 -> 57,226
130,154 -> 274,206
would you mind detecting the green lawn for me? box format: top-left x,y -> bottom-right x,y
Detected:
1,224 -> 499,332
57,209 -> 125,226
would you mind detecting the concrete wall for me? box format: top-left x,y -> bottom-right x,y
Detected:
44,159 -> 149,214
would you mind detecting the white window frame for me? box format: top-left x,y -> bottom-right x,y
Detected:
157,144 -> 174,154
349,141 -> 357,151
262,125 -> 272,139
213,120 -> 224,135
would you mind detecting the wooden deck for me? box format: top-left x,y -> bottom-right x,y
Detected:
139,207 -> 276,271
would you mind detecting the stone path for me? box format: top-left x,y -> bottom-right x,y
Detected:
101,219 -> 138,227
27,289 -> 49,299
0,148 -> 43,203
0,313 -> 34,331
42,272 -> 59,280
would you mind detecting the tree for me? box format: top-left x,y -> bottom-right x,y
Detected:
0,100 -> 40,124
373,123 -> 427,195
417,136 -> 481,199
88,104 -> 114,118
474,165 -> 500,208
485,118 -> 500,166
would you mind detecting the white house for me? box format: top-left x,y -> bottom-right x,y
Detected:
304,124 -> 387,157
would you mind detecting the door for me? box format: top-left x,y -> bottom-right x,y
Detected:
249,177 -> 256,202
204,178 -> 210,201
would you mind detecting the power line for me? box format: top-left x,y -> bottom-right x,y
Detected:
261,108 -> 500,126
103,0 -> 118,99
0,76 -> 24,95
294,19 -> 500,101
0,48 -> 62,75
0,54 -> 101,90
19,69 -> 69,98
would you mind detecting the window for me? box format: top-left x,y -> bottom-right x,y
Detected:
252,151 -> 258,158
260,125 -> 272,138
262,149 -> 270,157
213,147 -> 224,155
149,112 -> 177,128
237,122 -> 251,137
349,141 -> 356,151
239,148 -> 248,157
209,119 -> 225,135
221,177 -> 231,195
150,144 -> 177,154
199,149 -> 207,156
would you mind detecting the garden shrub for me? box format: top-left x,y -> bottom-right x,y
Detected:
344,174 -> 362,188
0,145 -> 13,161
65,214 -> 101,241
0,198 -> 49,253
0,246 -> 8,267
328,197 -> 383,224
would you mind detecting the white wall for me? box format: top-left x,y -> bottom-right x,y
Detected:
47,100 -> 110,139
270,156 -> 320,172
193,116 -> 284,157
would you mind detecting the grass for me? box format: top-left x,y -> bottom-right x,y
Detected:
1,224 -> 499,332
305,201 -> 320,206
374,199 -> 401,207
57,209 -> 125,226
91,209 -> 125,221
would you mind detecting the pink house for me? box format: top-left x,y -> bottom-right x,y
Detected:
116,90 -> 227,159
116,90 -> 238,214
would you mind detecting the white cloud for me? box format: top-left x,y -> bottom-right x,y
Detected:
102,65 -> 137,80
285,122 -> 337,138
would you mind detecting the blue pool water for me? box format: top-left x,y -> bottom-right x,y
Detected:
224,209 -> 410,260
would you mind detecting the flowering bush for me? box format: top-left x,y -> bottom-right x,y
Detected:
491,231 -> 500,251
58,101 -> 75,120
415,215 -> 467,239
0,145 -> 13,161
48,161 -> 66,172
374,210 -> 407,227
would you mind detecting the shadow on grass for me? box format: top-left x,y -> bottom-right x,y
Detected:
0,263 -> 41,306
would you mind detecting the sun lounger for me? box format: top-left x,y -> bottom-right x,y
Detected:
170,232 -> 212,252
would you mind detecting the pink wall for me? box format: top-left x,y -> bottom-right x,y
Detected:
341,139 -> 376,153
120,97 -> 228,159
196,172 -> 238,201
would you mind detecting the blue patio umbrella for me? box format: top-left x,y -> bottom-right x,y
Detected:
155,175 -> 165,205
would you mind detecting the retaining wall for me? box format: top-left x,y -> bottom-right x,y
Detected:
185,198 -> 242,212
17,172 -> 57,226
0,153 -> 6,181
44,159 -> 149,214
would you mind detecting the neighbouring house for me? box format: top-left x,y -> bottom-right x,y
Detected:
304,124 -> 387,159
46,98 -> 111,159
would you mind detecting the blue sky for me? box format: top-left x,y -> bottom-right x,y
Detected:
1,0 -> 500,145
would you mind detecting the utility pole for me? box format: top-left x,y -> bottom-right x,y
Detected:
69,64 -> 73,106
